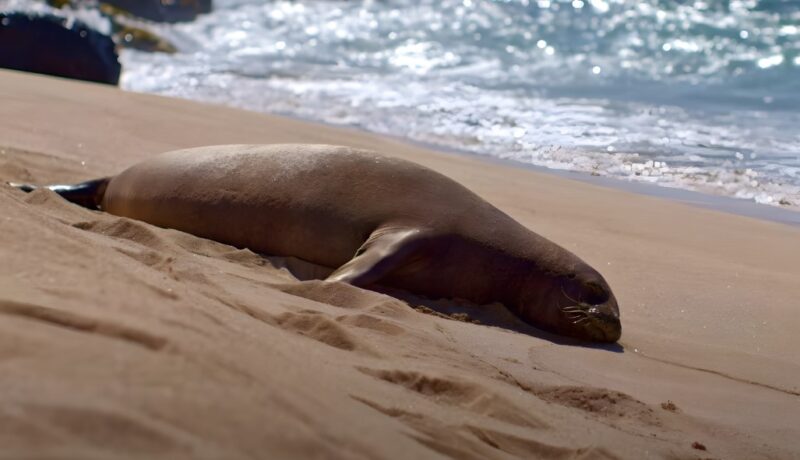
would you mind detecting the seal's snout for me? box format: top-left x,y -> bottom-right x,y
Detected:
585,300 -> 621,343
560,300 -> 621,343
555,275 -> 621,343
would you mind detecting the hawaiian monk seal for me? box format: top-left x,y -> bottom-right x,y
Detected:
11,144 -> 621,342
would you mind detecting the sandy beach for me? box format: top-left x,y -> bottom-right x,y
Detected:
1,69 -> 799,459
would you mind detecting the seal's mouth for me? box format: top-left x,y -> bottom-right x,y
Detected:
561,304 -> 621,343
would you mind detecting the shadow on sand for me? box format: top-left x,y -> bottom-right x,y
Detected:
267,255 -> 624,354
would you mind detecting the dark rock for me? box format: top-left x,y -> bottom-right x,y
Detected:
42,0 -> 180,53
100,0 -> 212,23
113,25 -> 177,53
0,12 -> 121,85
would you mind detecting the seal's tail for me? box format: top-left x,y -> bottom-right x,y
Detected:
8,177 -> 111,210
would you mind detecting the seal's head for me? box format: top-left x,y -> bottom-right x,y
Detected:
556,270 -> 621,342
519,266 -> 621,343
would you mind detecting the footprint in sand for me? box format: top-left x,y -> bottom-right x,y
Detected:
269,280 -> 413,320
2,402 -> 190,455
531,385 -> 660,426
273,310 -> 380,357
0,300 -> 168,351
356,366 -> 547,429
351,391 -> 612,460
73,218 -> 175,253
335,313 -> 406,337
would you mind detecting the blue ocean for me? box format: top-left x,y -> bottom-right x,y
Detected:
6,0 -> 800,207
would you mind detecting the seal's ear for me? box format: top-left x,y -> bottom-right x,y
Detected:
326,226 -> 428,287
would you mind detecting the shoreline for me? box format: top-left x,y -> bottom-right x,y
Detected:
2,69 -> 799,458
361,126 -> 800,228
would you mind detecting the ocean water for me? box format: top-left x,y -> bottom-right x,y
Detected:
5,0 -> 800,207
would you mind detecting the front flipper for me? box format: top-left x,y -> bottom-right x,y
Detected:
327,226 -> 429,287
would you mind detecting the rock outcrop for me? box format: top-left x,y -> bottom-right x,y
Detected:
0,12 -> 121,85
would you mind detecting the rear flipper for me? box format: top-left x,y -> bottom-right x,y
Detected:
8,177 -> 111,210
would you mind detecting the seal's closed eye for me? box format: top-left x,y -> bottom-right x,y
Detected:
582,281 -> 610,305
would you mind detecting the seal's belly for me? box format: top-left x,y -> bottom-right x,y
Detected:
104,192 -> 370,267
102,178 -> 373,268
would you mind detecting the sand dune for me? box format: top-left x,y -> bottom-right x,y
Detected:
1,70 -> 799,459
